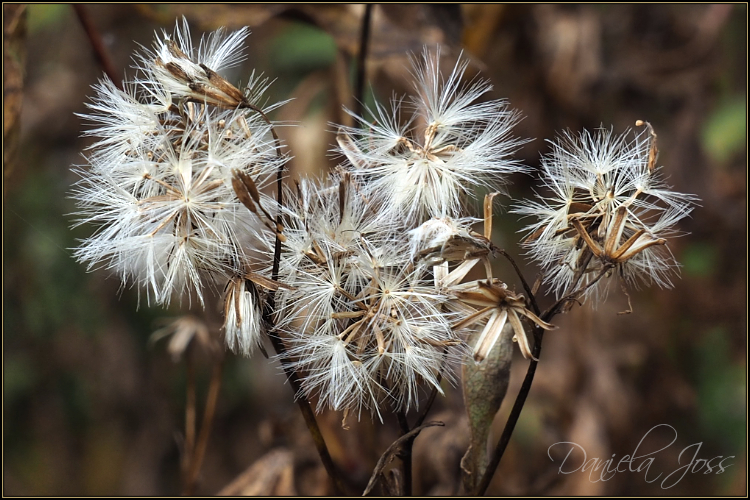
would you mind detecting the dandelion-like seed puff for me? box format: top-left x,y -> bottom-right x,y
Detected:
336,49 -> 527,225
514,122 -> 698,303
269,176 -> 467,416
71,19 -> 285,311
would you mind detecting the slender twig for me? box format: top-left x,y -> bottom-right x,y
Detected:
396,410 -> 410,435
542,264 -> 614,321
395,410 -> 412,496
183,359 -> 223,495
247,6 -> 374,493
495,247 -> 540,316
414,373 -> 442,428
72,4 -> 121,89
267,332 -> 351,495
363,421 -> 445,496
254,114 -> 349,495
353,3 -> 374,119
395,369 -> 443,496
183,349 -> 196,481
474,265 -> 614,495
224,91 -> 346,493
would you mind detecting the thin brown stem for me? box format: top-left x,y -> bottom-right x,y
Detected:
183,350 -> 196,481
231,94 -> 347,493
543,264 -> 614,321
354,3 -> 374,119
495,247 -> 540,316
269,331 -> 351,495
255,119 -> 349,494
72,4 -> 121,89
414,373 -> 442,428
391,367 -> 443,496
183,359 -> 223,496
363,421 -> 445,496
396,410 -> 412,496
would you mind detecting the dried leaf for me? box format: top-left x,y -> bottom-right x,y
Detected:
216,448 -> 296,496
460,321 -> 514,492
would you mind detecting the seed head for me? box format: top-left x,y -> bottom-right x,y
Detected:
336,49 -> 527,225
514,124 -> 698,301
71,19 -> 285,307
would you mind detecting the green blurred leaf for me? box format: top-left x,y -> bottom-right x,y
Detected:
681,242 -> 718,278
269,22 -> 337,75
27,4 -> 69,33
701,96 -> 746,165
695,327 -> 746,451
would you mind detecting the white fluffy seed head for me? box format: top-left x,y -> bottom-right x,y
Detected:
272,175 -> 467,415
514,126 -> 698,301
71,19 -> 285,308
336,49 -> 528,226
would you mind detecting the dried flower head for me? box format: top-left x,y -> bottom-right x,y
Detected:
336,49 -> 527,225
270,176 -> 466,416
71,19 -> 285,308
514,122 -> 698,302
139,17 -> 253,109
223,276 -> 264,356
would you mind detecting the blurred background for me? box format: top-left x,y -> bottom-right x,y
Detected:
3,4 -> 746,495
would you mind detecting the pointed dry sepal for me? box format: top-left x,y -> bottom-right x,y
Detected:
635,119 -> 658,174
231,169 -> 285,241
483,192 -> 499,240
451,279 -> 557,361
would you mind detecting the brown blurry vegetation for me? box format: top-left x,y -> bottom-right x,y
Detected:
3,4 -> 746,496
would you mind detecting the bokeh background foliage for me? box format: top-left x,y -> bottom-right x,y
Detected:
3,4 -> 746,495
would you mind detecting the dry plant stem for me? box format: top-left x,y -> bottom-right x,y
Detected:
393,371 -> 442,496
396,410 -> 413,496
496,248 -> 541,316
363,421 -> 445,496
474,266 -> 613,496
353,3 -> 373,119
183,359 -> 223,496
184,349 -> 196,480
259,125 -> 349,496
249,8 -> 376,493
415,375 -> 442,428
266,331 -> 350,495
72,4 -> 121,90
